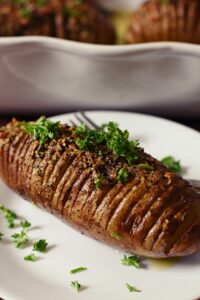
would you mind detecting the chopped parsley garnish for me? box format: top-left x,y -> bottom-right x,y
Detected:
24,253 -> 37,262
33,239 -> 48,252
134,163 -> 153,171
21,116 -> 61,152
94,175 -> 104,189
161,156 -> 182,173
126,283 -> 141,293
70,267 -> 87,274
63,6 -> 81,18
73,122 -> 139,165
11,230 -> 28,248
36,0 -> 47,6
121,255 -> 141,268
20,8 -> 32,19
0,232 -> 3,240
160,0 -> 171,3
110,231 -> 121,240
0,205 -> 17,228
116,168 -> 129,184
21,220 -> 31,230
70,280 -> 81,292
75,0 -> 82,4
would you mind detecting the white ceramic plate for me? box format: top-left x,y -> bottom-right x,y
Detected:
0,111 -> 200,300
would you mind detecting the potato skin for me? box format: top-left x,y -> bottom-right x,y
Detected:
0,119 -> 200,258
0,0 -> 115,44
124,0 -> 200,44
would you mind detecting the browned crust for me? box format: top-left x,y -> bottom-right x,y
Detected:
124,0 -> 200,44
0,0 -> 115,44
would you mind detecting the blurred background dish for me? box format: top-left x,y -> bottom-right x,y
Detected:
0,0 -> 199,119
124,0 -> 200,44
0,0 -> 115,44
0,37 -> 200,117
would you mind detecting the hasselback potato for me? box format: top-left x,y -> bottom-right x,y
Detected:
0,118 -> 199,258
124,0 -> 200,44
0,0 -> 115,44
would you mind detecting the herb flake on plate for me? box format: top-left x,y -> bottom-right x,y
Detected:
21,220 -> 32,230
0,204 -> 17,228
24,253 -> 37,262
70,267 -> 87,274
126,283 -> 141,293
0,232 -> 3,240
161,156 -> 182,173
11,230 -> 28,248
33,239 -> 48,252
121,255 -> 141,268
70,280 -> 81,292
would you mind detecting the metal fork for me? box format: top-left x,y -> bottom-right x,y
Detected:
69,111 -> 200,189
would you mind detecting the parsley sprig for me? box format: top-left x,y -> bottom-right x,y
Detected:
161,156 -> 182,173
33,239 -> 48,252
70,267 -> 87,274
94,174 -> 104,189
21,116 -> 61,152
126,283 -> 141,293
0,204 -> 17,228
121,255 -> 141,268
24,253 -> 37,262
160,0 -> 171,4
0,232 -> 3,240
116,168 -> 129,184
74,122 -> 139,165
21,220 -> 32,230
11,230 -> 28,248
11,217 -> 32,248
110,231 -> 121,240
70,280 -> 81,292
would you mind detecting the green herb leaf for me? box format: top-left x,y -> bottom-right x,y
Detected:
70,267 -> 87,274
70,280 -> 81,292
121,255 -> 141,268
160,0 -> 171,4
0,205 -> 17,228
21,220 -> 31,230
73,122 -> 139,165
110,231 -> 121,240
20,8 -> 32,19
134,163 -> 153,171
126,283 -> 141,293
161,156 -> 182,173
11,231 -> 28,248
75,0 -> 82,4
0,232 -> 3,240
116,168 -> 129,184
63,6 -> 81,18
101,122 -> 139,164
36,0 -> 47,6
33,239 -> 48,252
24,253 -> 37,262
21,116 -> 61,152
94,174 -> 104,189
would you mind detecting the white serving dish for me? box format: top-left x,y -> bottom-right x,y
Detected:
0,36 -> 200,115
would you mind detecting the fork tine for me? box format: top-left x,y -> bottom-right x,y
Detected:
76,111 -> 99,130
189,180 -> 200,189
68,119 -> 77,127
69,116 -> 90,129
